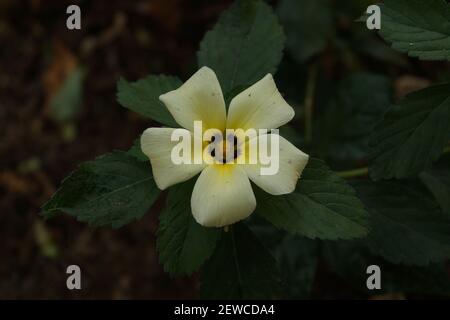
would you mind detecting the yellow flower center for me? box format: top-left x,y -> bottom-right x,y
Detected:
207,133 -> 240,164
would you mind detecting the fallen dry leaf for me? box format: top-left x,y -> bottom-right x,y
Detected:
42,41 -> 78,115
0,171 -> 32,194
369,292 -> 406,300
395,75 -> 431,99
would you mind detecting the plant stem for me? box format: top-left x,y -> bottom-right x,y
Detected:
304,63 -> 318,144
337,167 -> 369,179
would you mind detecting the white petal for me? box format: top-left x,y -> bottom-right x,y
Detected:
242,134 -> 309,195
159,67 -> 226,131
141,127 -> 206,190
191,165 -> 256,227
226,74 -> 295,130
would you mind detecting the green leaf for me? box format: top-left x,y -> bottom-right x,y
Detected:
369,83 -> 450,180
49,67 -> 85,122
200,223 -> 281,299
117,75 -> 181,126
250,220 -> 317,298
354,180 -> 450,266
255,158 -> 369,240
420,155 -> 450,215
197,0 -> 285,95
42,151 -> 158,228
127,138 -> 147,162
315,73 -> 392,161
323,240 -> 450,297
322,240 -> 372,290
278,0 -> 333,63
273,235 -> 317,298
157,180 -> 221,276
382,263 -> 450,297
375,0 -> 450,61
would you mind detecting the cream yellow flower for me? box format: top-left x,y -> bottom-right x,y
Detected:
141,67 -> 309,227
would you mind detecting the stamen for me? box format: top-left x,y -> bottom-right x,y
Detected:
207,134 -> 240,164
232,135 -> 239,160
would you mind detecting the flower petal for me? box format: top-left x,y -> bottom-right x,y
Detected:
226,74 -> 295,130
191,165 -> 256,227
242,134 -> 309,195
141,127 -> 206,190
159,67 -> 226,131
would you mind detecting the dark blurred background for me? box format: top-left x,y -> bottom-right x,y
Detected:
0,0 -> 235,299
1,0 -> 449,299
